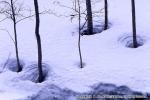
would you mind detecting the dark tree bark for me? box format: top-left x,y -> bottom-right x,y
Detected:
131,0 -> 138,48
11,0 -> 22,72
34,0 -> 44,82
86,0 -> 93,35
77,0 -> 83,68
104,0 -> 108,30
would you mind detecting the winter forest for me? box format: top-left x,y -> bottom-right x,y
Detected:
0,0 -> 150,100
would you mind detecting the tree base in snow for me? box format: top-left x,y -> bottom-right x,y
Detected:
20,63 -> 50,83
118,34 -> 145,48
81,24 -> 111,36
3,58 -> 25,72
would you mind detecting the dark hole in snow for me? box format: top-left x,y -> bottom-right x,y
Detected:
4,58 -> 25,72
81,23 -> 111,36
81,28 -> 101,35
118,34 -> 145,48
75,62 -> 86,68
21,63 -> 50,83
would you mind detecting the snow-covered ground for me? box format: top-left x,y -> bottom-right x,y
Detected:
0,0 -> 150,99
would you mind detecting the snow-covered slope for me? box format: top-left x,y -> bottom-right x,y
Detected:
0,0 -> 150,99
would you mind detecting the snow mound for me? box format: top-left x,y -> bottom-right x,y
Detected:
81,83 -> 149,100
30,84 -> 78,100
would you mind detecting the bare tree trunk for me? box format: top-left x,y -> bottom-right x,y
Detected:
77,0 -> 83,68
131,0 -> 138,48
104,0 -> 108,30
86,0 -> 93,35
74,0 -> 77,11
34,0 -> 44,82
11,0 -> 22,72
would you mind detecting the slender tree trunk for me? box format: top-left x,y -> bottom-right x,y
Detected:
77,0 -> 83,68
11,0 -> 22,72
34,0 -> 44,82
131,0 -> 138,48
74,0 -> 77,11
86,0 -> 93,35
104,0 -> 108,30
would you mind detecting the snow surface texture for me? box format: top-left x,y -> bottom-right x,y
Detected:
0,0 -> 150,99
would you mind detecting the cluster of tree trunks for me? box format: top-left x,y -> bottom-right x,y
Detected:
0,0 -> 44,82
86,0 -> 138,48
0,0 -> 139,81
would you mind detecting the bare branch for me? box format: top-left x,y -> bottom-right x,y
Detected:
0,28 -> 15,44
2,53 -> 11,71
0,17 -> 8,22
16,10 -> 48,23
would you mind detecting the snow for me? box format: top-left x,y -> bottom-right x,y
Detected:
0,0 -> 150,99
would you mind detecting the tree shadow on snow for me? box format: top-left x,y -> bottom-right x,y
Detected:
29,83 -> 150,100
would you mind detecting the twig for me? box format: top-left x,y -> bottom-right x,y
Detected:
0,28 -> 15,44
1,53 -> 11,73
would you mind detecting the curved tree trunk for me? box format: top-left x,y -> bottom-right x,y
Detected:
34,0 -> 44,83
131,0 -> 138,48
11,0 -> 22,72
86,0 -> 93,35
77,0 -> 83,68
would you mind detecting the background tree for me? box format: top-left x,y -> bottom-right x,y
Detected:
86,0 -> 93,35
104,0 -> 108,30
10,0 -> 22,72
34,0 -> 44,82
131,0 -> 138,48
0,0 -> 26,72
